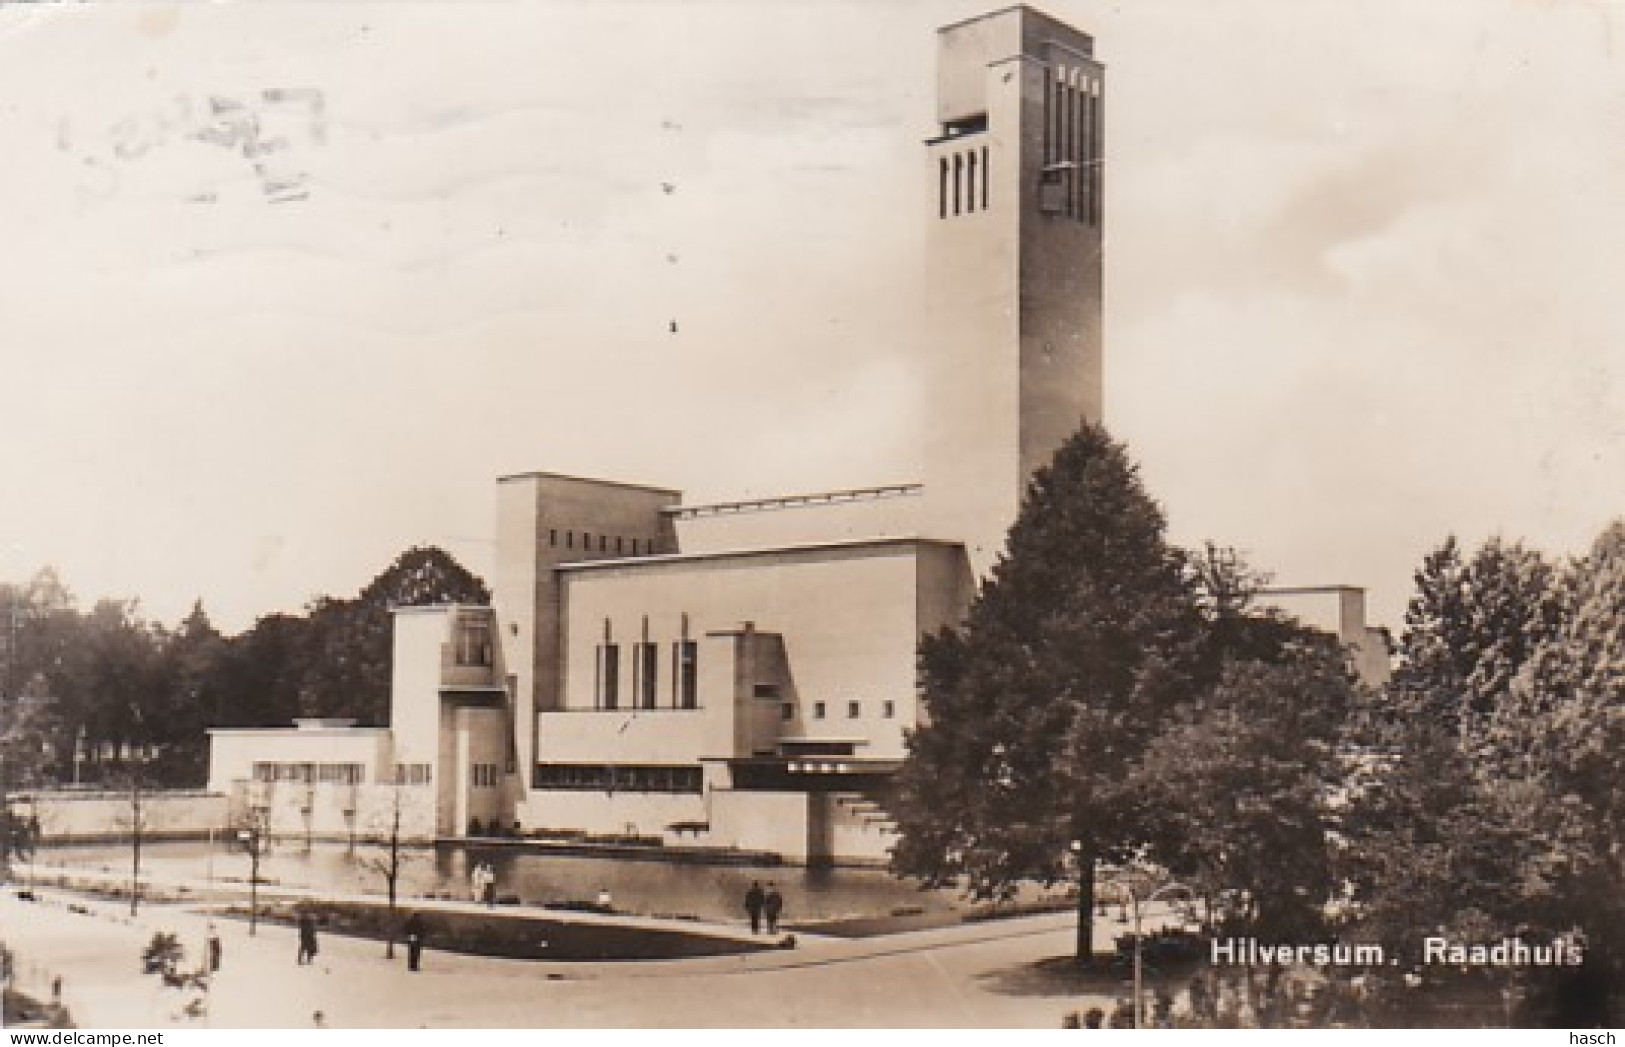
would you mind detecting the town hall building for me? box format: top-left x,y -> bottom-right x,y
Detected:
207,7 -> 1384,864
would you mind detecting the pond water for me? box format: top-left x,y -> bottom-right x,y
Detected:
40,840 -> 983,925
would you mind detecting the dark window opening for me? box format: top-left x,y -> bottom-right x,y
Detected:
533,763 -> 703,794
599,644 -> 620,710
638,642 -> 658,709
674,640 -> 698,709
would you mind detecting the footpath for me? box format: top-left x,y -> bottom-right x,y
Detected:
0,878 -> 1108,1028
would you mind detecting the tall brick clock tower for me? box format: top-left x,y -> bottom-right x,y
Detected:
922,6 -> 1105,578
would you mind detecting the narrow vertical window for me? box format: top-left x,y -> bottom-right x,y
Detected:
675,640 -> 698,709
981,146 -> 989,210
566,531 -> 574,549
1042,67 -> 1054,165
1089,83 -> 1102,226
1053,78 -> 1066,170
639,642 -> 658,709
966,152 -> 977,213
549,529 -> 557,547
938,157 -> 948,219
1081,87 -> 1093,222
599,643 -> 620,710
952,154 -> 963,215
1064,82 -> 1076,218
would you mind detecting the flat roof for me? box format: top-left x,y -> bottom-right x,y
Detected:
206,726 -> 390,736
390,603 -> 492,616
496,470 -> 681,497
556,535 -> 965,574
666,482 -> 922,519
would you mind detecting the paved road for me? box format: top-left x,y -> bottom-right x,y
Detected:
1,884 -> 1127,1028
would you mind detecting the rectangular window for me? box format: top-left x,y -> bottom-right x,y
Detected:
599,643 -> 620,709
549,529 -> 557,547
392,762 -> 432,785
566,531 -> 574,549
781,702 -> 794,721
753,683 -> 780,700
454,616 -> 492,666
638,642 -> 658,709
883,700 -> 895,719
813,701 -> 826,720
532,763 -> 703,794
847,701 -> 860,719
674,640 -> 698,709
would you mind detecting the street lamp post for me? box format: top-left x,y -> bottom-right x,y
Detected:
237,815 -> 268,935
1104,877 -> 1196,1029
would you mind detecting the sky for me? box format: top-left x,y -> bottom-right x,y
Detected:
0,0 -> 1620,634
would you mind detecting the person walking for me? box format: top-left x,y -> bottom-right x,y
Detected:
483,864 -> 498,907
744,881 -> 765,934
206,923 -> 222,973
763,884 -> 784,935
296,912 -> 319,966
404,912 -> 427,972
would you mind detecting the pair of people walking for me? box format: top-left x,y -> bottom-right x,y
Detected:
470,861 -> 497,907
743,881 -> 784,935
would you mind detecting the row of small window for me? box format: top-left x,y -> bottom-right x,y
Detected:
595,640 -> 698,710
938,146 -> 990,219
549,529 -> 657,556
532,763 -> 703,794
470,763 -> 501,789
1042,66 -> 1101,225
780,700 -> 896,721
248,762 -> 432,785
251,762 -> 366,785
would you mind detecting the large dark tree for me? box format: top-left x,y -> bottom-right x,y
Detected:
0,545 -> 488,790
1336,521 -> 1625,1026
890,422 -> 1207,962
1135,639 -> 1356,942
1389,536 -> 1564,745
296,546 -> 490,725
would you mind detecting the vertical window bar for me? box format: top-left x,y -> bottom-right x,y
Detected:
1090,82 -> 1103,227
1042,66 -> 1053,166
981,145 -> 989,210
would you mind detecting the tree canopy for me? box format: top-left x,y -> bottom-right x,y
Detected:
890,423 -> 1360,960
0,545 -> 488,788
1339,522 -> 1625,1025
